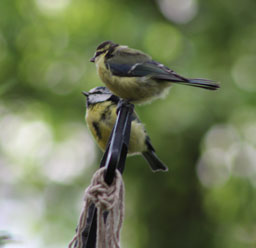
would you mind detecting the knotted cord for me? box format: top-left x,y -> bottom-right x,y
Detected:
69,168 -> 124,248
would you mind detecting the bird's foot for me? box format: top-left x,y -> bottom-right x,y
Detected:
116,99 -> 134,114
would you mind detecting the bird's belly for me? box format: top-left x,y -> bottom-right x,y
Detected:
86,109 -> 147,155
86,118 -> 113,152
99,69 -> 171,103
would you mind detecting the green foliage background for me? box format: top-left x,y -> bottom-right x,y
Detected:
1,0 -> 256,247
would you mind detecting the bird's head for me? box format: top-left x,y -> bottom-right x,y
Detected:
82,86 -> 119,107
90,41 -> 119,63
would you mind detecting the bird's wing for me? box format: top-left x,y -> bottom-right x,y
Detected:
132,62 -> 220,90
107,52 -> 187,82
131,110 -> 168,171
107,51 -> 219,90
129,61 -> 187,82
106,46 -> 153,76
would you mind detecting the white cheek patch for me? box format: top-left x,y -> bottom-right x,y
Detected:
89,94 -> 111,104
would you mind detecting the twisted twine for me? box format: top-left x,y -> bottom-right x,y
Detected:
68,167 -> 124,248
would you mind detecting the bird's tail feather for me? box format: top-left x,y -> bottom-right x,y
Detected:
177,78 -> 220,90
142,151 -> 168,172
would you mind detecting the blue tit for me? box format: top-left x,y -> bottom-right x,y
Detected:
83,86 -> 167,172
90,41 -> 220,104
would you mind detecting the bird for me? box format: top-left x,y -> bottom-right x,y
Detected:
83,86 -> 168,172
90,41 -> 220,104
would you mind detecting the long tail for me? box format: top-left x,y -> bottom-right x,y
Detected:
176,78 -> 220,90
155,71 -> 220,90
142,151 -> 168,172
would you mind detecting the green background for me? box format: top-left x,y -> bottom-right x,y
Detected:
1,0 -> 256,247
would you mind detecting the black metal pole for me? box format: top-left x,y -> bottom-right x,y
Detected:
79,101 -> 134,248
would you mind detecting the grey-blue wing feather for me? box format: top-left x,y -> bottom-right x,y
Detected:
106,47 -> 153,77
129,61 -> 187,82
107,48 -> 220,90
107,63 -> 134,76
107,56 -> 187,82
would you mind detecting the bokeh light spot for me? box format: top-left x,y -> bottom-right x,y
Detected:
35,0 -> 71,15
0,115 -> 53,163
229,143 -> 256,178
45,60 -> 85,95
144,22 -> 182,62
42,124 -> 96,183
197,148 -> 231,188
203,124 -> 240,152
157,0 -> 198,24
241,122 -> 256,146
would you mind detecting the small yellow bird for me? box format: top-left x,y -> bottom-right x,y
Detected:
83,86 -> 167,172
90,41 -> 219,104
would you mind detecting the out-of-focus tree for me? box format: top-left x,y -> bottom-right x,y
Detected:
1,0 -> 256,247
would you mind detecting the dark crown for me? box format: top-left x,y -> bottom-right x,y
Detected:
90,86 -> 111,94
96,41 -> 118,50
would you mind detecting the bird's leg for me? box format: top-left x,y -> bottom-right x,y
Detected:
116,99 -> 133,114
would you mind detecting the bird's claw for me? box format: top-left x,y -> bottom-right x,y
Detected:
116,99 -> 134,114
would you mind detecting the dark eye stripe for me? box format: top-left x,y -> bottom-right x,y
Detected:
96,50 -> 105,57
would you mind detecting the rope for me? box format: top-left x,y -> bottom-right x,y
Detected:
68,167 -> 125,248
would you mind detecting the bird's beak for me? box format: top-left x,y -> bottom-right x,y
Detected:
82,91 -> 89,97
90,56 -> 95,63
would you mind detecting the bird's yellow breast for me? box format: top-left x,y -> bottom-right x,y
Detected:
86,101 -> 147,154
86,102 -> 115,151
